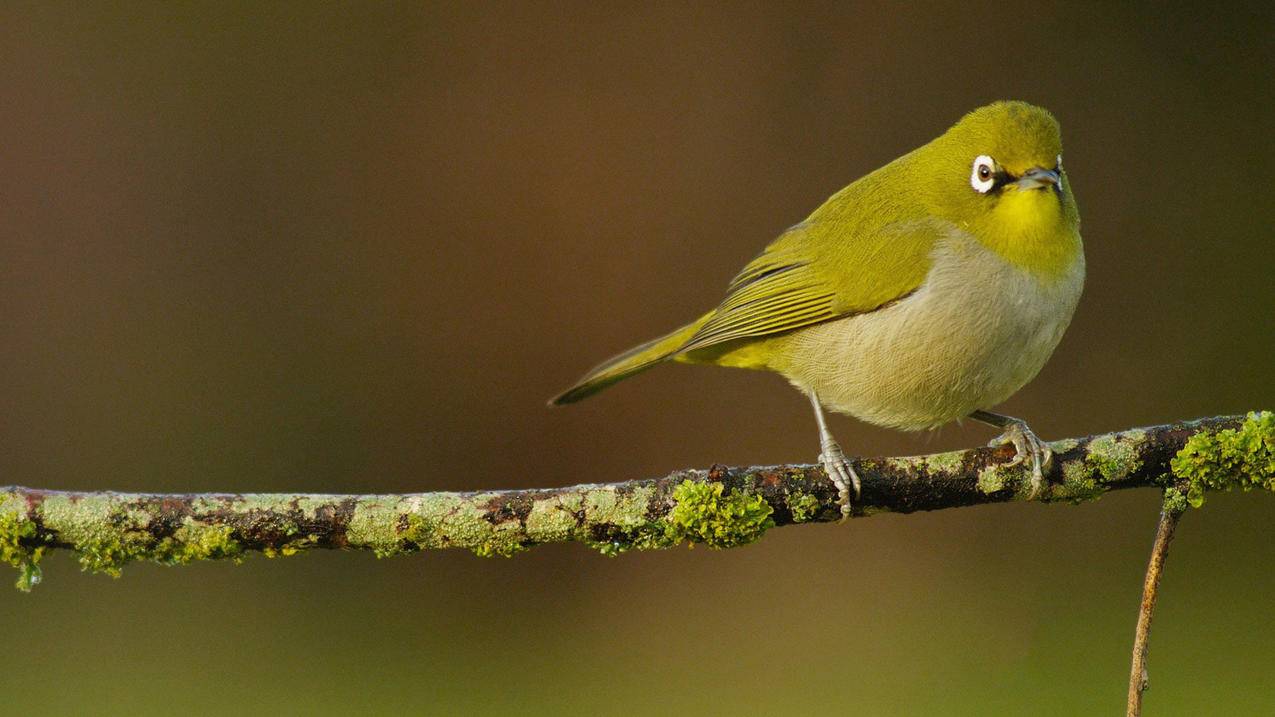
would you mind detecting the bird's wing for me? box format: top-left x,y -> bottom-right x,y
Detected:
676,219 -> 939,355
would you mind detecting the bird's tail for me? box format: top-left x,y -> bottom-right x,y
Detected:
548,317 -> 707,405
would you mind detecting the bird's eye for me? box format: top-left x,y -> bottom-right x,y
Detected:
970,155 -> 997,194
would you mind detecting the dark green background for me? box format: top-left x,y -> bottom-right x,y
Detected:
2,3 -> 1271,714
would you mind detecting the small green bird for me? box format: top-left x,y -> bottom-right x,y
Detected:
551,101 -> 1084,515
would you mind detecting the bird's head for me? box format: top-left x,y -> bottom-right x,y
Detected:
924,101 -> 1081,277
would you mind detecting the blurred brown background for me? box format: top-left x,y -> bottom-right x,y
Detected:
1,2 -> 1272,714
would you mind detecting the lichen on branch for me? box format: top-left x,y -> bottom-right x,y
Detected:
1169,411 -> 1275,509
0,413 -> 1265,591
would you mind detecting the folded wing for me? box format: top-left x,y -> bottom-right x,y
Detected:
678,219 -> 938,355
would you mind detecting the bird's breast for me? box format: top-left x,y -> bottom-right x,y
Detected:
777,229 -> 1084,430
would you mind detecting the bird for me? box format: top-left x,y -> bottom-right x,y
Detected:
550,101 -> 1084,516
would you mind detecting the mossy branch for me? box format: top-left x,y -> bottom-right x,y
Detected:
0,413 -> 1270,592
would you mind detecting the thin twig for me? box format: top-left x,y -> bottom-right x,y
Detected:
1127,498 -> 1186,717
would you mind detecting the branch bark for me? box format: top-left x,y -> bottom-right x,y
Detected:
0,415 -> 1240,590
1127,498 -> 1186,717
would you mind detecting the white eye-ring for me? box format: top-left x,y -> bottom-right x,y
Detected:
970,155 -> 996,193
1056,154 -> 1063,169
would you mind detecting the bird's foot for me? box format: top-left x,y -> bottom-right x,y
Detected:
818,440 -> 860,521
987,419 -> 1053,498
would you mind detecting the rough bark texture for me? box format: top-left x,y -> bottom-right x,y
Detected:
0,415 -> 1245,590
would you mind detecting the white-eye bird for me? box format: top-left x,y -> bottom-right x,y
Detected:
551,101 -> 1084,515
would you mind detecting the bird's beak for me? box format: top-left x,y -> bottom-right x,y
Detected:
1016,167 -> 1061,191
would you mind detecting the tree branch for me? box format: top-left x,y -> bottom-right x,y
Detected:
0,415 -> 1247,591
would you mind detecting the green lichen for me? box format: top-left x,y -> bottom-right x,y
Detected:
154,521 -> 243,564
1171,411 -> 1275,508
396,493 -> 531,558
578,485 -> 679,556
1085,431 -> 1144,482
446,496 -> 527,558
75,531 -> 153,577
347,497 -> 413,558
31,495 -> 250,579
1162,487 -> 1189,515
309,490 -> 580,559
977,464 -> 1011,494
923,450 -> 965,475
352,492 -> 592,559
1061,459 -> 1101,501
525,494 -> 584,544
468,523 -> 528,558
786,492 -> 821,523
14,561 -> 42,592
883,457 -> 914,472
590,540 -> 623,557
587,520 -> 679,557
1050,436 -> 1081,456
75,521 -> 244,576
0,511 -> 44,592
583,486 -> 656,529
69,500 -> 156,576
37,495 -> 141,577
262,533 -> 317,558
1047,430 -> 1148,503
397,507 -> 433,553
1049,437 -> 1080,455
665,480 -> 774,549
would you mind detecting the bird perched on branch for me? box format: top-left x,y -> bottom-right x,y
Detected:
551,101 -> 1084,516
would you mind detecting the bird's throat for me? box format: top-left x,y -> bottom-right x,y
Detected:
975,191 -> 1080,279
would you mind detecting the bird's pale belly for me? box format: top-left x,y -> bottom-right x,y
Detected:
773,232 -> 1084,430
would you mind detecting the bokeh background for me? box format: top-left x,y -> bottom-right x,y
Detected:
2,2 -> 1272,714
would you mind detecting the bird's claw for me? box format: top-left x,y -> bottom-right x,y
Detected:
819,442 -> 860,521
988,420 -> 1053,498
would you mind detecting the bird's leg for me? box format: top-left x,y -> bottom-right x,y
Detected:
970,409 -> 1052,498
809,391 -> 858,519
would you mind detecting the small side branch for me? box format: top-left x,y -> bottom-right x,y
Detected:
0,415 -> 1248,589
1127,498 -> 1186,717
